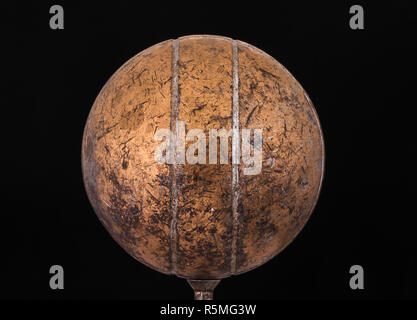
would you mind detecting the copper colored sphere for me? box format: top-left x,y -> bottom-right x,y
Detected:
82,35 -> 324,298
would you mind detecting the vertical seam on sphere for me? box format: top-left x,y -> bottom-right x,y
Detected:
231,40 -> 240,275
169,38 -> 180,274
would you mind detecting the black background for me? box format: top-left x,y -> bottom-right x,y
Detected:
2,1 -> 416,301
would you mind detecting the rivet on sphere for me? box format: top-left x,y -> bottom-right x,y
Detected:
81,35 -> 325,299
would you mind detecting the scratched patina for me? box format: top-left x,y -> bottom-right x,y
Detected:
82,40 -> 173,274
235,42 -> 324,274
82,35 -> 324,281
176,38 -> 234,278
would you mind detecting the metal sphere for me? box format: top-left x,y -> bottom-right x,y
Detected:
82,35 -> 324,285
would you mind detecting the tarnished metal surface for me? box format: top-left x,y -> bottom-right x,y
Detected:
235,42 -> 324,274
176,37 -> 234,278
81,35 -> 324,282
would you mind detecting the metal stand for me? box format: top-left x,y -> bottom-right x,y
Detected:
187,279 -> 221,300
